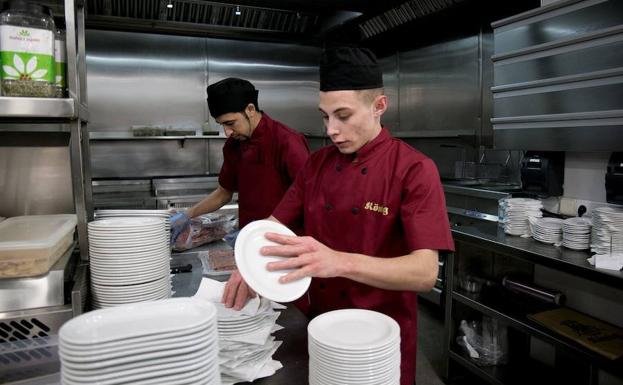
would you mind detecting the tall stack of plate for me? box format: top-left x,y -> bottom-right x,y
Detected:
59,298 -> 221,385
529,217 -> 564,245
308,309 -> 401,385
499,198 -> 543,236
562,217 -> 592,250
94,209 -> 171,232
591,206 -> 623,255
88,217 -> 171,309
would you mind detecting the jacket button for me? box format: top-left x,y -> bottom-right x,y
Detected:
325,204 -> 333,211
361,167 -> 368,175
336,164 -> 342,172
319,283 -> 326,290
351,207 -> 359,215
340,291 -> 347,299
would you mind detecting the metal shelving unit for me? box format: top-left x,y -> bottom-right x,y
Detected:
0,0 -> 92,260
0,0 -> 91,348
443,234 -> 623,385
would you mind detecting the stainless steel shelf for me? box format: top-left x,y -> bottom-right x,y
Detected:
0,97 -> 76,119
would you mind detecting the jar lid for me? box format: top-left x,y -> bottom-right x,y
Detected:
7,0 -> 47,15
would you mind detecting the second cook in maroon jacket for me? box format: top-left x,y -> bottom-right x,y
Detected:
181,78 -> 310,229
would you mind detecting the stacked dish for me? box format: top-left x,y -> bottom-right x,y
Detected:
59,298 -> 221,385
308,309 -> 401,385
562,217 -> 592,250
591,206 -> 623,254
499,198 -> 543,236
94,209 -> 171,232
529,217 -> 564,245
88,217 -> 171,309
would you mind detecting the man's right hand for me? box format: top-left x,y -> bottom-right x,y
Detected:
170,211 -> 191,244
222,270 -> 257,310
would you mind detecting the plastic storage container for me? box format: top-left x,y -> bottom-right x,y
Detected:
0,214 -> 76,278
0,0 -> 56,97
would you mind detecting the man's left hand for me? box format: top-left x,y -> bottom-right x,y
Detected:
261,233 -> 348,283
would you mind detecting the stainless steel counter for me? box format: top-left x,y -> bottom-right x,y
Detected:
451,224 -> 623,287
5,241 -> 310,385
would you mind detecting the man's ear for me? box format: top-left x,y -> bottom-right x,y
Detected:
373,95 -> 388,117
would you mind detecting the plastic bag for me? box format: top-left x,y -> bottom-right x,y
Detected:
456,317 -> 508,366
172,213 -> 237,251
198,248 -> 237,276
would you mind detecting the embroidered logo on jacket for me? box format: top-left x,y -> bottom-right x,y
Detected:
364,201 -> 389,216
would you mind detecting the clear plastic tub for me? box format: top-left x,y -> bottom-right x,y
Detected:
0,214 -> 76,279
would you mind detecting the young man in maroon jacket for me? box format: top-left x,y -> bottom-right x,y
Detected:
171,78 -> 310,241
223,48 -> 454,385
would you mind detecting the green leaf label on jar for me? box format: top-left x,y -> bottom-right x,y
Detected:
54,39 -> 66,87
0,26 -> 54,83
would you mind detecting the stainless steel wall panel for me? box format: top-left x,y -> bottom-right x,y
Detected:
398,36 -> 480,136
494,39 -> 623,85
206,38 -> 321,135
380,54 -> 400,131
207,138 -> 226,175
86,30 -> 207,133
494,0 -> 621,55
90,139 -> 207,178
0,147 -> 74,217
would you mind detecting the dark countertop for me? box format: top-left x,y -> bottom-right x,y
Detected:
171,246 -> 310,385
451,224 -> 623,288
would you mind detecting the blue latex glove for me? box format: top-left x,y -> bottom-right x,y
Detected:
170,211 -> 191,244
223,229 -> 240,248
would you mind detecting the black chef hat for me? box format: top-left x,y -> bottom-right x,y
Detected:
319,46 -> 383,92
207,78 -> 259,119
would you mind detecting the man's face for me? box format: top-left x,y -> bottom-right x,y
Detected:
318,90 -> 384,154
216,111 -> 253,141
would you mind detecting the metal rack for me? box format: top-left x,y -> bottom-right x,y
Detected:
0,0 -> 91,343
0,0 -> 92,260
443,226 -> 623,385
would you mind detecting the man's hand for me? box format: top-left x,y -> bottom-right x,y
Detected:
222,270 -> 257,310
169,211 -> 191,244
261,233 -> 349,284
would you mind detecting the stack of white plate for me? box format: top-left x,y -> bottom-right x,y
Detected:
308,309 -> 401,385
59,298 -> 221,385
562,217 -> 592,250
529,217 -> 564,245
88,217 -> 171,309
591,206 -> 623,254
499,198 -> 543,236
95,209 -> 171,232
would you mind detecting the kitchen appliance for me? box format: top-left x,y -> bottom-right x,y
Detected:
606,152 -> 623,205
520,151 -> 565,197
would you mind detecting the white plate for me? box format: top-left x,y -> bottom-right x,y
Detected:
235,220 -> 311,303
59,298 -> 216,345
308,309 -> 399,351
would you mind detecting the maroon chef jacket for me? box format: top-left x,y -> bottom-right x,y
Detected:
272,127 -> 454,385
219,113 -> 310,228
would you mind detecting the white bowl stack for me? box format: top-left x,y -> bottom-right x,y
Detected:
308,309 -> 401,385
59,298 -> 221,385
562,217 -> 592,250
88,217 -> 171,309
499,198 -> 543,236
591,206 -> 623,255
529,217 -> 564,245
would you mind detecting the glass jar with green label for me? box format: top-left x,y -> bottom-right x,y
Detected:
53,28 -> 65,98
0,0 -> 56,97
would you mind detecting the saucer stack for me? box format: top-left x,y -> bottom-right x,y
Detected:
308,309 -> 401,385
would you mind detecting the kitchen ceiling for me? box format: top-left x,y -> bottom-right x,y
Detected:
83,0 -> 466,43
